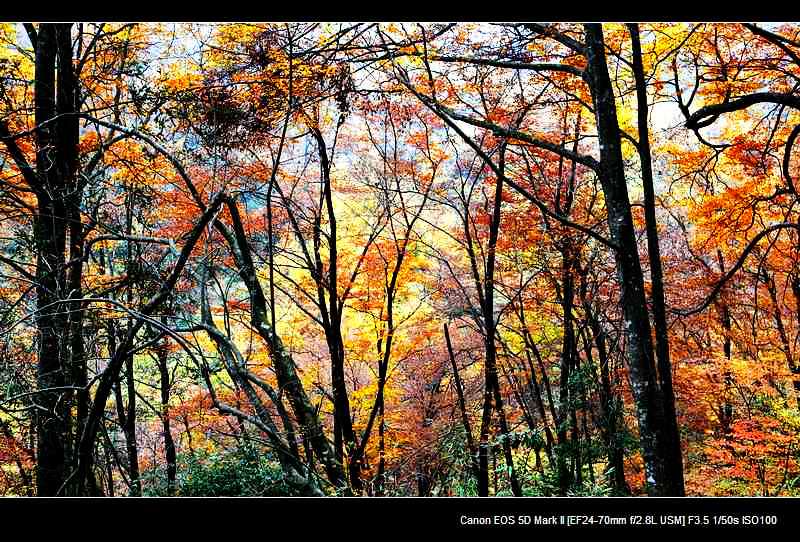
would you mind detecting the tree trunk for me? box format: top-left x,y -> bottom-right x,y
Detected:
156,342 -> 177,496
444,324 -> 481,482
716,250 -> 735,433
33,23 -> 79,497
583,23 -> 684,496
628,23 -> 685,494
479,148 -> 522,496
556,247 -> 576,495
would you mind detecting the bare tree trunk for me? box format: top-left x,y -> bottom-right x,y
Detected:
628,23 -> 685,495
584,23 -> 684,496
30,23 -> 79,497
556,247 -> 577,495
156,340 -> 177,496
444,324 -> 480,481
716,250 -> 735,433
478,146 -> 522,496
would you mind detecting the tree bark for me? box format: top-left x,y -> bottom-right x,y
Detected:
583,23 -> 684,496
31,23 -> 80,497
628,23 -> 685,494
478,147 -> 522,496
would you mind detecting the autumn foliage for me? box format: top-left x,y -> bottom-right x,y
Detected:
1,22 -> 800,497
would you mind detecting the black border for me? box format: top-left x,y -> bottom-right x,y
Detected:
1,496 -> 798,534
3,3 -> 800,22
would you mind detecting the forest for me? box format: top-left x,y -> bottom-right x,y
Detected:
1,22 -> 800,497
